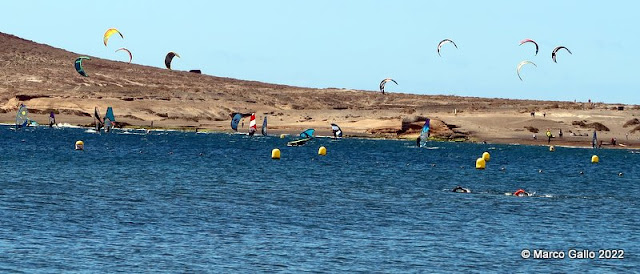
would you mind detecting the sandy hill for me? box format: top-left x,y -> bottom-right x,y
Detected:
1,32 -> 639,147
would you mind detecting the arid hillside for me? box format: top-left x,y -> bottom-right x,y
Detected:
1,32 -> 639,147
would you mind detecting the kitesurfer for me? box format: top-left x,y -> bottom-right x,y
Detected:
452,186 -> 470,193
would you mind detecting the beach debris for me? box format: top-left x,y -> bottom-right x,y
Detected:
519,39 -> 539,55
115,48 -> 132,63
103,28 -> 123,46
516,60 -> 536,81
552,46 -> 572,63
165,51 -> 180,70
379,78 -> 397,94
437,39 -> 458,57
74,56 -> 91,77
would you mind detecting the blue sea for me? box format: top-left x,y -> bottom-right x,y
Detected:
1,125 -> 638,272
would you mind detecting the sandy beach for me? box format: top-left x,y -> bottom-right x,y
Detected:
2,32 -> 639,149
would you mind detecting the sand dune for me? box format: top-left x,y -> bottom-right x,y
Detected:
1,32 -> 639,148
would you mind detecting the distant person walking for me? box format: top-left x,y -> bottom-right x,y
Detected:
559,129 -> 563,138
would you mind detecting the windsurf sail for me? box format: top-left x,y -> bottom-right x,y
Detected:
231,113 -> 242,131
262,116 -> 268,136
592,130 -> 598,148
49,111 -> 56,127
300,128 -> 315,139
94,107 -> 104,131
248,113 -> 257,136
16,104 -> 28,128
104,107 -> 116,132
331,123 -> 343,138
420,119 -> 430,139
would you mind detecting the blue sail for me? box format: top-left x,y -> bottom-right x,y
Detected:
16,104 -> 28,128
104,107 -> 116,122
420,119 -> 430,138
231,113 -> 242,131
104,107 -> 116,132
300,128 -> 315,139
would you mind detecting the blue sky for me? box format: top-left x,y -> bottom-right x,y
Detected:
3,1 -> 639,104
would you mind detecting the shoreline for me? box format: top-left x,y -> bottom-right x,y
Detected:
5,122 -> 637,151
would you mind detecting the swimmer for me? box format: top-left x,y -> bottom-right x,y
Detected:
452,186 -> 471,193
513,189 -> 530,197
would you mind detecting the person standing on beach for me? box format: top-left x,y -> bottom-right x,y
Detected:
546,129 -> 553,144
559,129 -> 563,138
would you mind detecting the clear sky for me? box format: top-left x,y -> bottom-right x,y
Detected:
2,0 -> 639,104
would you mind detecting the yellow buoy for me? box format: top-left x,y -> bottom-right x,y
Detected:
318,146 -> 327,156
549,145 -> 555,152
591,155 -> 599,163
280,134 -> 286,139
75,140 -> 84,150
482,152 -> 490,162
476,158 -> 486,169
272,148 -> 281,159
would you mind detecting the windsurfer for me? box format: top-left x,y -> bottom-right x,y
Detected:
49,111 -> 55,127
416,136 -> 421,147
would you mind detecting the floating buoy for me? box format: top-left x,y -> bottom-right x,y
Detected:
280,134 -> 286,139
482,152 -> 490,162
549,145 -> 555,152
475,158 -> 486,169
75,140 -> 84,150
618,172 -> 623,177
591,155 -> 599,163
272,148 -> 281,159
318,146 -> 327,156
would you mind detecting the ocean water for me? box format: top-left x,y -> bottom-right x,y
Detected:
0,125 -> 638,272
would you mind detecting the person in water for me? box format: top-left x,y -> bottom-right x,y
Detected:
452,186 -> 470,193
513,189 -> 530,197
416,136 -> 421,147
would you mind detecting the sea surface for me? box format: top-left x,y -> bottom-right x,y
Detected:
0,125 -> 638,272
